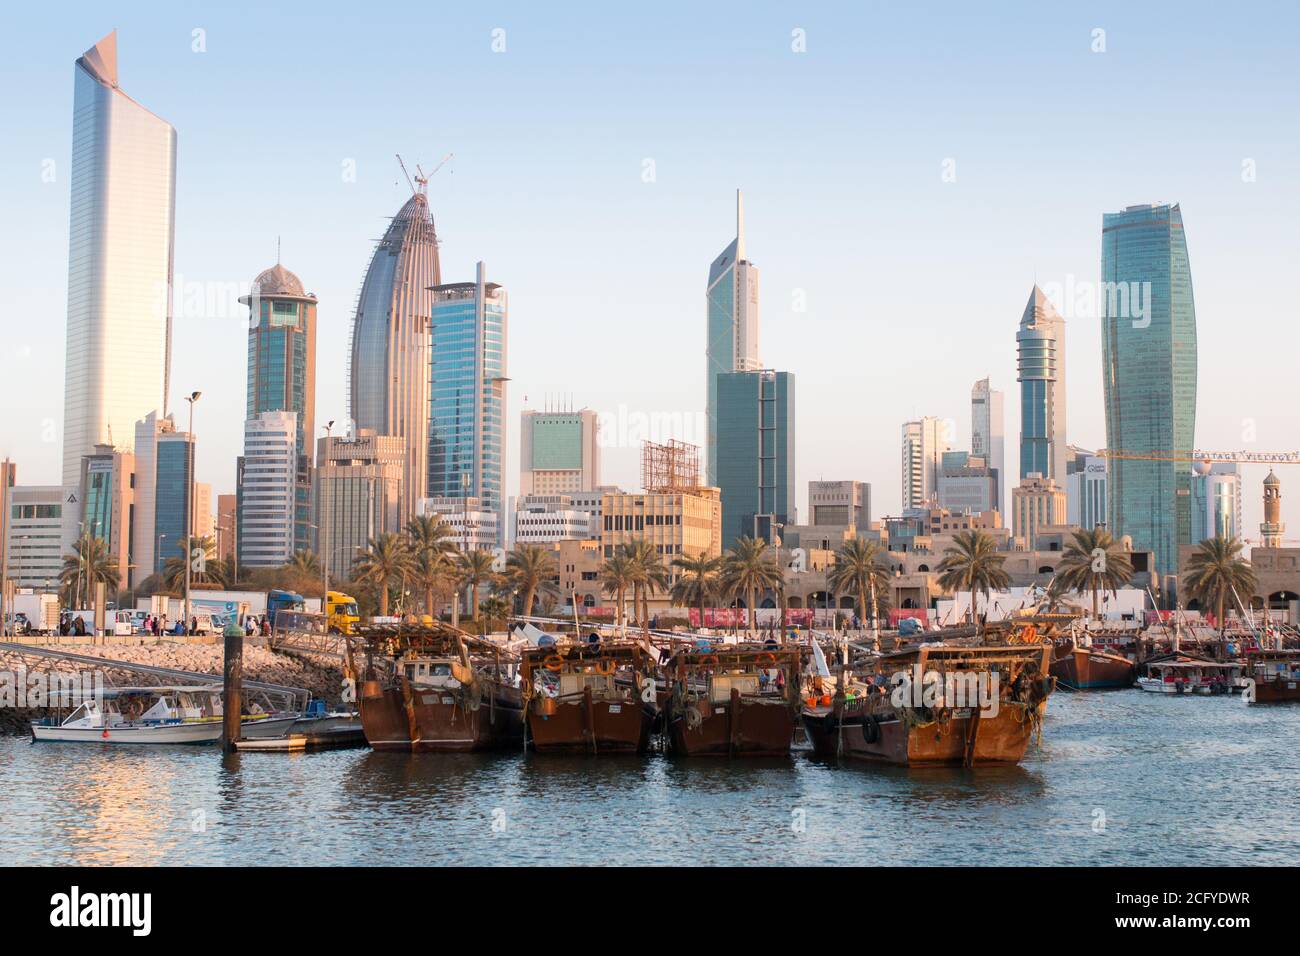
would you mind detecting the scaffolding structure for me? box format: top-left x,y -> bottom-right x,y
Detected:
642,439 -> 700,493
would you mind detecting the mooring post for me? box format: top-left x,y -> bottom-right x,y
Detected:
222,618 -> 244,752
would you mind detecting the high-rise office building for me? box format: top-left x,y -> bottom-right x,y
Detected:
1012,474 -> 1067,549
705,190 -> 760,486
79,443 -> 135,590
1066,451 -> 1108,532
4,484 -> 80,592
62,32 -> 177,485
241,263 -> 316,553
938,452 -> 997,514
970,378 -> 1005,511
1102,203 -> 1198,580
1189,462 -> 1242,544
153,430 -> 193,576
315,431 -> 405,578
348,184 -> 440,525
130,410 -> 175,584
237,411 -> 296,568
1016,286 -> 1067,484
715,370 -> 796,547
520,407 -> 600,495
428,262 -> 508,545
901,417 -> 949,511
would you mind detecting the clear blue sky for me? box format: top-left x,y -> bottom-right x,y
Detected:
2,1 -> 1298,538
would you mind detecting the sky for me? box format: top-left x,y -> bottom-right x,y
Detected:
1,1 -> 1298,541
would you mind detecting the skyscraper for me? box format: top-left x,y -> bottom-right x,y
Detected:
519,407 -> 600,495
715,369 -> 796,547
315,431 -> 405,577
240,264 -> 317,552
427,262 -> 508,545
1101,203 -> 1198,580
237,411 -> 296,568
1189,462 -> 1242,544
62,32 -> 178,485
901,417 -> 949,511
970,378 -> 1005,511
130,410 -> 175,585
705,190 -> 760,486
1016,286 -> 1067,485
348,184 -> 440,524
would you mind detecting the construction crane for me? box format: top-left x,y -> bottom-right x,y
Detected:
396,152 -> 454,196
1097,449 -> 1300,466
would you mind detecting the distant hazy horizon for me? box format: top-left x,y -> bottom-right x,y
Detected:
2,2 -> 1298,542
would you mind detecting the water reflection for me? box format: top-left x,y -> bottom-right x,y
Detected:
4,690 -> 1300,866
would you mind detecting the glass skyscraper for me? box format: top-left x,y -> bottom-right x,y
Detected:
1101,203 -> 1198,581
240,264 -> 316,553
705,190 -> 760,486
427,262 -> 508,544
62,31 -> 177,484
349,187 -> 440,523
153,432 -> 192,575
1016,285 -> 1067,484
715,370 -> 795,548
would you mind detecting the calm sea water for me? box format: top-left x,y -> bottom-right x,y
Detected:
3,691 -> 1298,866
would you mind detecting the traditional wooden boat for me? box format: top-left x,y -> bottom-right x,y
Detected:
348,623 -> 524,752
664,645 -> 803,757
521,641 -> 659,754
1050,641 -> 1136,690
802,641 -> 1054,767
1243,650 -> 1300,703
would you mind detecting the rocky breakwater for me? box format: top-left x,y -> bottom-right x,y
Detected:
0,642 -> 345,735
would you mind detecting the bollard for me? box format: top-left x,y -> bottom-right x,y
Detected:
222,618 -> 244,751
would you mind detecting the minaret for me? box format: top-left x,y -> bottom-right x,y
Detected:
1261,470 -> 1284,548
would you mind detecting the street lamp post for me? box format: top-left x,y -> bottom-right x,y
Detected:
184,391 -> 201,634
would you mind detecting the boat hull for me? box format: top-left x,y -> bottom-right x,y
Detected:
1252,678 -> 1300,703
358,679 -> 524,752
669,691 -> 795,757
1050,646 -> 1135,690
31,720 -> 223,745
801,702 -> 1044,767
527,692 -> 654,754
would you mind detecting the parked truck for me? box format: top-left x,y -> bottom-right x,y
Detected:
10,592 -> 60,635
324,590 -> 361,634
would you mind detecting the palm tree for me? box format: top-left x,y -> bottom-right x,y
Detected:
288,550 -> 320,576
826,537 -> 891,634
722,536 -> 783,636
1055,527 -> 1134,619
406,515 -> 457,616
159,536 -> 231,592
477,595 -> 510,634
351,533 -> 413,617
600,551 -> 636,635
936,530 -> 1010,635
456,550 -> 498,623
505,543 -> 559,617
1184,535 -> 1257,633
620,538 -> 670,637
60,534 -> 118,607
671,552 -> 722,626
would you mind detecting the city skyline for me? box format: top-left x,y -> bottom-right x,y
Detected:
3,8 -> 1300,542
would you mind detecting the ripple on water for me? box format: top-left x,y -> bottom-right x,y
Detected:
2,690 -> 1298,866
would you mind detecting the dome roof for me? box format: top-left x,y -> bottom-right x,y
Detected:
1265,469 -> 1281,487
252,263 -> 306,297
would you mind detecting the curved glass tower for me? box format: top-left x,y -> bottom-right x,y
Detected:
62,31 -> 177,484
348,189 -> 441,523
1101,203 -> 1198,581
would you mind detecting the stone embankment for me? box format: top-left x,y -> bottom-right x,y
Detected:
0,641 -> 344,735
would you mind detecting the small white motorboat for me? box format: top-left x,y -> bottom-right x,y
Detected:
31,685 -> 301,744
1137,659 -> 1242,696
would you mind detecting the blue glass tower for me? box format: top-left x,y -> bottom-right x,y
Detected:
715,369 -> 795,549
1101,203 -> 1198,582
428,262 -> 508,544
1016,286 -> 1067,483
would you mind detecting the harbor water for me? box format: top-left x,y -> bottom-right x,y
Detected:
3,690 -> 1298,866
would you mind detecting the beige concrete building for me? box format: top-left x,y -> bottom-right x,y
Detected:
315,431 -> 405,578
600,487 -> 722,563
1012,474 -> 1066,549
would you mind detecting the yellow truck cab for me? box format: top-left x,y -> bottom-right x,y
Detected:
325,591 -> 360,635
